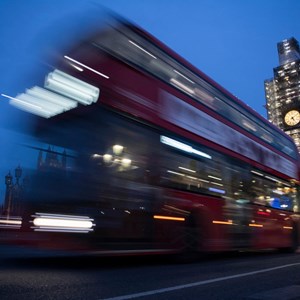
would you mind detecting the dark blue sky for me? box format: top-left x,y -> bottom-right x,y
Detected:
0,0 -> 299,201
1,0 -> 299,117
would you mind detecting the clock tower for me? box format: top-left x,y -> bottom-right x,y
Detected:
265,37 -> 300,151
284,109 -> 300,127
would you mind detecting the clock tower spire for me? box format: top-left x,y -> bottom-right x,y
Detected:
265,37 -> 300,151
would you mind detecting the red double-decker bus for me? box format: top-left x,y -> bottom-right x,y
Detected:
2,16 -> 300,257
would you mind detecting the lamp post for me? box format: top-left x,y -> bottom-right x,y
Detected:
15,165 -> 22,185
4,172 -> 13,216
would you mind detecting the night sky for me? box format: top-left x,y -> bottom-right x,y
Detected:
0,0 -> 299,201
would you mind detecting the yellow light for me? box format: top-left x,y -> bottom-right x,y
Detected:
103,154 -> 113,163
212,220 -> 233,225
249,223 -> 263,228
121,158 -> 131,168
112,145 -> 124,155
153,215 -> 185,222
283,226 -> 293,230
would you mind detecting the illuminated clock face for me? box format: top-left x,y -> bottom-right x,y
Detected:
284,110 -> 300,126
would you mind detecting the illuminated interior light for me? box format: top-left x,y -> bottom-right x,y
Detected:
261,134 -> 273,143
170,78 -> 195,95
186,175 -> 197,180
64,56 -> 109,79
192,148 -> 212,159
178,166 -> 196,173
121,158 -> 131,168
173,69 -> 195,84
128,40 -> 157,59
272,189 -> 285,195
103,154 -> 113,163
212,220 -> 233,225
208,175 -> 222,181
265,176 -> 281,183
236,199 -> 249,204
153,215 -> 185,222
160,136 -> 211,159
283,226 -> 293,230
167,170 -> 185,176
210,182 -> 224,187
194,88 -> 215,102
112,145 -> 124,155
161,136 -> 191,152
209,187 -> 225,194
242,120 -> 257,132
198,178 -> 209,183
280,204 -> 289,208
251,170 -> 264,176
45,69 -> 100,105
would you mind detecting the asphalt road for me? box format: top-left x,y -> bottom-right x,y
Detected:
1,245 -> 300,300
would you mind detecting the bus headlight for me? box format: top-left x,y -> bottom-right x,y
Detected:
31,213 -> 95,233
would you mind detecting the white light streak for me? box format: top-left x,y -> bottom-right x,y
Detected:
210,182 -> 223,187
69,63 -> 84,72
160,136 -> 211,159
208,187 -> 226,194
208,175 -> 222,181
173,69 -> 195,84
178,166 -> 196,173
0,217 -> 22,229
128,40 -> 157,59
32,213 -> 94,233
167,170 -> 185,176
64,55 -> 109,79
251,170 -> 264,177
170,78 -> 195,95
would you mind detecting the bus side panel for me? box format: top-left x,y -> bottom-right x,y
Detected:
161,189 -> 232,252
